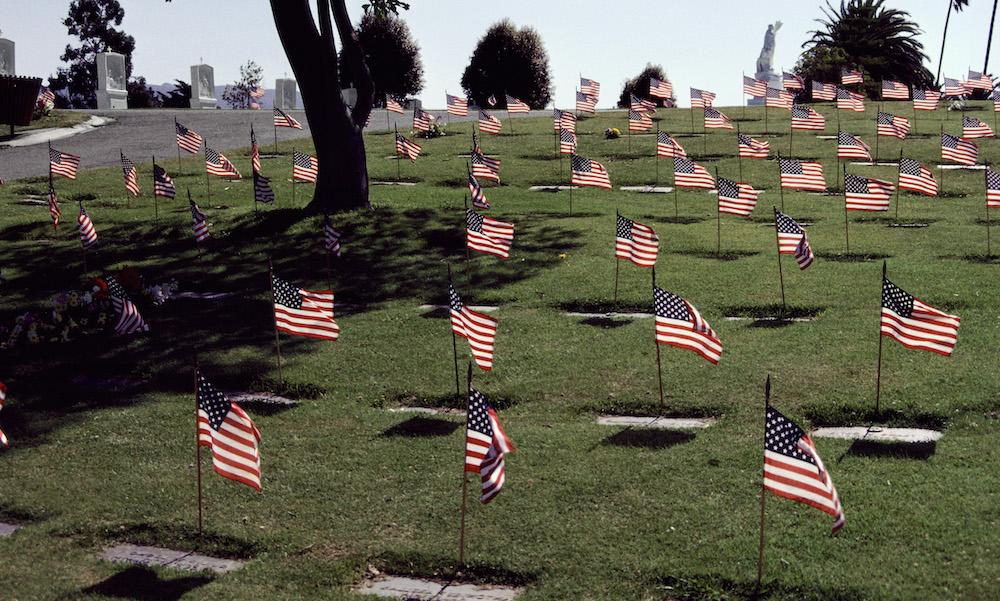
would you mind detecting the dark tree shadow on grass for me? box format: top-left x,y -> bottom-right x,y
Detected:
602,427 -> 696,449
845,439 -> 936,460
78,566 -> 213,601
382,416 -> 462,438
370,550 -> 536,587
654,574 -> 870,601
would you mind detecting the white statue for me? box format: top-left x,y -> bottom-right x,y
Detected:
756,21 -> 783,79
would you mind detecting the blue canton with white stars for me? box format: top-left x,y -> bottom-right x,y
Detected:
765,406 -> 814,464
197,371 -> 233,431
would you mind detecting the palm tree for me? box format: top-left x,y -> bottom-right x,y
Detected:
984,0 -> 997,73
936,0 -> 970,86
804,0 -> 935,91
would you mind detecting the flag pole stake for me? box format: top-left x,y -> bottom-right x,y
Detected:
652,268 -> 665,416
715,166 -> 721,255
773,207 -> 786,310
895,149 -> 903,223
292,147 -> 296,204
175,118 -> 183,174
152,156 -> 159,227
458,362 -> 472,566
777,152 -> 785,213
464,197 -> 472,297
987,163 -> 992,257
673,181 -> 679,220
940,124 -> 945,196
194,358 -> 204,543
613,254 -> 620,310
875,262 -> 886,414
737,124 -> 744,181
756,374 -> 771,587
655,127 -> 660,184
875,104 -> 881,164
267,258 -> 284,389
844,166 -> 851,255
395,125 -> 401,180
49,152 -> 56,233
788,118 -> 793,156
448,266 -> 461,397
121,149 -> 130,210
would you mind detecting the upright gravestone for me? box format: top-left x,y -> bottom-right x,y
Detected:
749,21 -> 783,106
96,52 -> 128,109
0,38 -> 14,76
189,64 -> 216,109
275,78 -> 297,110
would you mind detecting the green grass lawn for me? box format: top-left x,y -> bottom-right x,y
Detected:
0,101 -> 998,600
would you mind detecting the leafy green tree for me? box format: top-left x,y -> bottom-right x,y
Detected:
126,76 -> 161,108
799,0 -> 934,96
222,61 -> 264,109
343,12 -> 422,105
49,0 -> 136,108
461,19 -> 552,109
794,45 -> 850,91
617,64 -> 672,108
158,80 -> 191,109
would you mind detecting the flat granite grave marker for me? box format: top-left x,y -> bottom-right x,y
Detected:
811,426 -> 942,443
597,415 -> 716,429
101,544 -> 244,574
0,522 -> 22,536
359,577 -> 518,601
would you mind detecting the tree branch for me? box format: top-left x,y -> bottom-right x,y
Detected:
331,0 -> 373,129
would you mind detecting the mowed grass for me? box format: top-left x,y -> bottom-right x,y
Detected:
0,101 -> 998,601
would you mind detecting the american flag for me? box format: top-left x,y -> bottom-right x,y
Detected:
765,87 -> 793,109
449,283 -> 498,371
571,154 -> 612,189
106,275 -> 150,334
197,371 -> 262,491
881,79 -> 909,99
783,71 -> 804,90
845,173 -> 894,211
471,149 -> 500,182
465,387 -> 514,504
447,94 -> 468,116
882,277 -> 960,356
121,152 -> 139,196
505,93 -> 530,113
254,170 -> 275,204
988,169 -> 1000,207
630,93 -> 656,112
877,111 -> 910,139
941,133 -> 978,165
775,210 -> 814,269
779,158 -> 825,191
153,163 -> 175,198
704,107 -> 733,129
468,173 -> 489,209
841,68 -> 863,84
206,148 -> 241,178
0,380 -> 7,447
657,131 -> 686,158
49,147 -> 80,179
575,91 -> 596,113
964,69 -> 993,90
717,177 -> 760,216
559,128 -> 577,155
898,158 -> 937,196
293,151 -> 319,182
323,215 -> 342,256
250,85 -> 265,99
629,108 -> 653,132
743,75 -> 766,97
38,87 -> 56,105
963,116 -> 994,139
836,88 -> 865,112
912,89 -> 941,111
738,133 -> 770,158
764,406 -> 844,534
791,105 -> 826,130
190,197 -> 210,242
413,107 -> 432,131
690,88 -> 716,108
654,287 -> 722,365
615,214 -> 659,267
48,181 -> 60,229
386,95 -> 404,114
812,80 -> 837,101
994,89 -> 1000,112
467,208 -> 513,259
273,107 -> 302,129
673,156 -> 715,189
650,77 -> 672,98
176,121 -> 202,154
554,108 -> 576,132
77,206 -> 98,250
580,77 -> 600,97
486,93 -> 497,107
250,127 -> 261,172
944,77 -> 970,97
272,275 -> 338,340
396,133 -> 421,163
478,109 -> 502,134
837,131 -> 872,160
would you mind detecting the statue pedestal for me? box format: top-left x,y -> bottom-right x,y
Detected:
96,90 -> 128,109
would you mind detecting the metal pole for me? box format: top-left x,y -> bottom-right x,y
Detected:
875,262 -> 886,413
773,207 -> 786,310
458,362 -> 472,566
194,357 -> 204,542
267,258 -> 284,388
756,375 -> 771,587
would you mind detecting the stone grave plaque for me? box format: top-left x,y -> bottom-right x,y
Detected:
190,64 -> 216,109
359,577 -> 518,601
275,78 -> 297,109
0,38 -> 14,76
0,522 -> 22,536
96,52 -> 128,109
100,544 -> 244,574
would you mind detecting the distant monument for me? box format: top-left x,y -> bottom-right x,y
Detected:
749,21 -> 783,106
189,64 -> 216,109
96,52 -> 128,109
275,78 -> 297,110
0,38 -> 14,76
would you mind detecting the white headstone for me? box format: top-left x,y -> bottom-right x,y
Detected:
95,52 -> 128,109
275,78 -> 297,109
0,38 -> 14,76
189,64 -> 216,109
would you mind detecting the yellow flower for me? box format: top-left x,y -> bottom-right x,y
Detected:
559,253 -> 567,259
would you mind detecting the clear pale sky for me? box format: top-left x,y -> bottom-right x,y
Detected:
3,0 -> 999,109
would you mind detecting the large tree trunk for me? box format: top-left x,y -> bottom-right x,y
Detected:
269,0 -> 374,213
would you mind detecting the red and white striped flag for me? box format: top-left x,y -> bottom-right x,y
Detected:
718,177 -> 760,216
467,208 -> 514,259
106,275 -> 149,334
471,149 -> 500,182
49,147 -> 80,179
465,387 -> 514,503
944,77 -> 971,97
450,283 -> 498,371
744,76 -> 767,97
765,87 -> 793,109
837,131 -> 872,160
153,163 -> 175,199
845,173 -> 894,211
323,215 -> 342,256
121,152 -> 139,196
386,95 -> 404,114
615,214 -> 659,267
553,108 -> 576,132
654,287 -> 722,365
877,111 -> 910,139
571,154 -> 612,189
478,109 -> 502,134
630,93 -> 656,112
505,93 -> 530,113
468,173 -> 489,209
650,77 -> 672,98
580,77 -> 600,98
657,131 -> 686,158
836,88 -> 865,112
559,128 -> 577,155
988,169 -> 1000,208
48,181 -> 60,229
704,107 -> 733,129
941,133 -> 978,165
912,89 -> 941,111
629,108 -> 653,132
673,156 -> 715,189
738,133 -> 769,158
396,133 -> 421,163
779,158 -> 825,191
841,68 -> 863,84
775,210 -> 814,269
250,127 -> 261,172
575,91 -> 596,113
206,148 -> 241,178
881,80 -> 909,99
782,71 -> 804,90
413,107 -> 432,131
197,371 -> 261,491
791,105 -> 826,130
882,277 -> 960,356
293,151 -> 318,183
690,88 -> 716,109
812,81 -> 836,101
962,116 -> 994,139
272,275 -> 339,340
273,107 -> 302,129
176,121 -> 202,153
964,70 -> 993,90
447,94 -> 468,116
190,198 -> 210,242
77,206 -> 98,249
898,158 -> 937,196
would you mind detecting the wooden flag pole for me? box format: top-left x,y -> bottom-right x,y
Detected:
395,125 -> 401,180
702,110 -> 708,155
613,211 -> 621,309
690,101 -> 696,135
188,189 -> 207,282
655,127 -> 660,184
194,357 -> 204,542
756,374 -> 771,587
120,149 -> 130,209
652,267 -> 665,416
204,141 -> 212,206
715,166 -> 722,255
987,163 -> 993,257
175,118 -> 183,174
737,124 -> 744,181
764,100 -> 769,134
776,152 -> 785,213
291,147 -> 296,204
152,156 -> 160,227
875,262 -> 886,413
80,202 -> 88,279
48,153 -> 56,233
773,207 -> 786,310
267,258 -> 284,388
274,116 -> 279,155
788,117 -> 794,156
458,362 -> 472,566
940,123 -> 946,196
448,265 -> 461,397
464,196 -> 472,297
673,179 -> 679,220
568,158 -> 573,217
844,166 -> 851,254
895,149 -> 903,223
